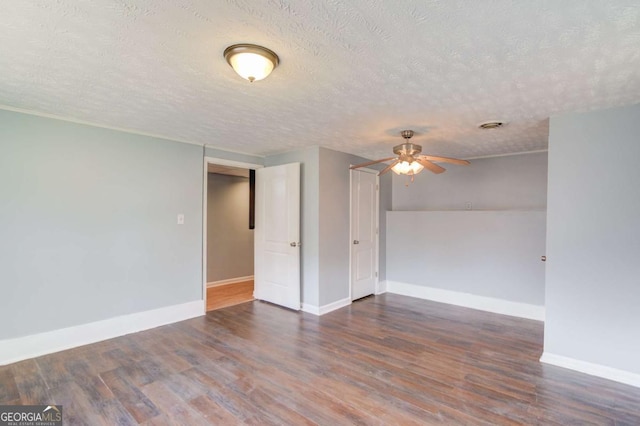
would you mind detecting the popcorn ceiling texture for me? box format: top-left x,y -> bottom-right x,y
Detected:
0,1 -> 639,159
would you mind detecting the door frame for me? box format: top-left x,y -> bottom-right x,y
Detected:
348,167 -> 380,301
202,156 -> 263,314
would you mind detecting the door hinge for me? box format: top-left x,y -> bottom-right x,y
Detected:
375,272 -> 378,278
376,184 -> 379,191
376,227 -> 379,235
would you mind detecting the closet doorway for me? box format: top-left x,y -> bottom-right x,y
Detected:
203,157 -> 262,311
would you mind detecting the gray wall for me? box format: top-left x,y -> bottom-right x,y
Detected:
318,148 -> 380,305
378,173 -> 392,282
265,147 -> 320,306
0,110 -> 203,339
265,146 -> 391,308
207,173 -> 254,282
545,103 -> 640,374
393,152 -> 548,211
387,151 -> 548,305
387,211 -> 546,305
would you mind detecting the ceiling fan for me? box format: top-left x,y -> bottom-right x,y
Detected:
350,130 -> 470,177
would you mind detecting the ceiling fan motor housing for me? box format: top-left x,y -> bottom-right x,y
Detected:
393,143 -> 422,157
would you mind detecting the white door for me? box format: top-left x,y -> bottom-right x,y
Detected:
254,163 -> 301,310
351,169 -> 378,300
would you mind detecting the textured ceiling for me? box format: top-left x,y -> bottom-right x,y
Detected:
1,1 -> 639,160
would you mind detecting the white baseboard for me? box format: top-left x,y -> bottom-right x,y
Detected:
540,352 -> 640,388
301,303 -> 320,315
301,297 -> 352,316
0,300 -> 204,366
207,275 -> 254,288
319,297 -> 352,315
376,280 -> 387,295
386,281 -> 545,321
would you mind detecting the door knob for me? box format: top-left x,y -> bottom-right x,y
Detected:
290,242 -> 301,247
353,240 -> 359,245
541,256 -> 546,262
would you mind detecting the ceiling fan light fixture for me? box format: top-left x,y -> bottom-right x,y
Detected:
349,129 -> 469,179
224,44 -> 279,82
392,160 -> 424,175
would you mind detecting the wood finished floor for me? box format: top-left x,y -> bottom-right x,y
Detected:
2,294 -> 640,425
206,280 -> 254,312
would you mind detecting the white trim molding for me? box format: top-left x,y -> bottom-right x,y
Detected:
464,149 -> 548,161
301,303 -> 321,315
540,352 -> 640,388
204,156 -> 264,170
0,300 -> 204,366
302,297 -> 352,316
300,303 -> 320,315
386,281 -> 545,321
207,275 -> 254,288
319,297 -> 352,315
376,280 -> 388,295
0,104 -> 203,147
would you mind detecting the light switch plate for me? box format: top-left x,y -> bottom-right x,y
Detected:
177,214 -> 185,225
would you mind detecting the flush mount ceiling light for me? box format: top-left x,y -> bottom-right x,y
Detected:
224,44 -> 279,82
478,121 -> 505,129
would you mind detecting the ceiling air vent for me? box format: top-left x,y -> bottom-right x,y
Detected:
478,121 -> 505,129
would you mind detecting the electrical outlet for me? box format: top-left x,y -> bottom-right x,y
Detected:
465,202 -> 473,210
177,214 -> 185,225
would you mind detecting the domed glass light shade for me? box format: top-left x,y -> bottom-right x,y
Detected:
224,44 -> 279,82
392,160 -> 424,175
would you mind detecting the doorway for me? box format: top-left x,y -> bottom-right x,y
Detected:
203,157 -> 262,312
350,168 -> 379,300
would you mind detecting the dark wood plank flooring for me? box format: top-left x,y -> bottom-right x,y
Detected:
2,294 -> 640,425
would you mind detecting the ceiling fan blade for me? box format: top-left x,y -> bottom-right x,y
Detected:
416,158 -> 446,174
350,157 -> 397,170
378,160 -> 400,176
420,155 -> 470,166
